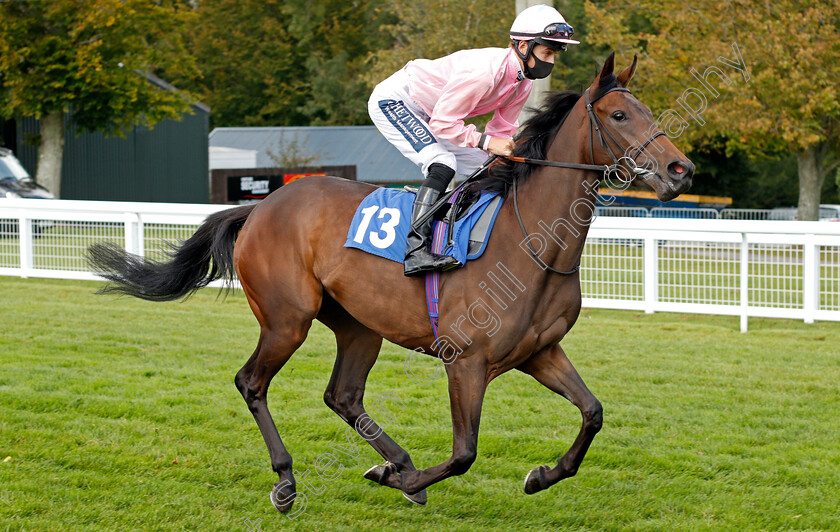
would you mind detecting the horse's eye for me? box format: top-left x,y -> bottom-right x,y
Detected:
612,111 -> 627,121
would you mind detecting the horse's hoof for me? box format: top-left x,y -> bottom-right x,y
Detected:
402,488 -> 428,506
270,481 -> 296,513
523,465 -> 550,495
366,462 -> 424,503
363,461 -> 396,485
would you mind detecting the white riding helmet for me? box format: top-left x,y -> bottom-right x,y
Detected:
510,4 -> 580,50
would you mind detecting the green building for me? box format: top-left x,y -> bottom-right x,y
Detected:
0,73 -> 209,204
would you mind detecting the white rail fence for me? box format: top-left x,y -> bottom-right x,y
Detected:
3,198 -> 840,332
597,206 -> 796,221
719,208 -> 775,221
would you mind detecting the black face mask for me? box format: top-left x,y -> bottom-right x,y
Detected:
516,40 -> 555,80
524,55 -> 554,80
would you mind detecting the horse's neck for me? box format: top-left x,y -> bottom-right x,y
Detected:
515,108 -> 598,273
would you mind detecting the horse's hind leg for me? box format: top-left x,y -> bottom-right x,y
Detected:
235,320 -> 312,513
318,298 -> 427,505
517,343 -> 603,494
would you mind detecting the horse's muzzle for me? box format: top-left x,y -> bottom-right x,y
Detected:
668,159 -> 694,183
659,159 -> 694,200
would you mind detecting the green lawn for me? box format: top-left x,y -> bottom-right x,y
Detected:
1,277 -> 839,531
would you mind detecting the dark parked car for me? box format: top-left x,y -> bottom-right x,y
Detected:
0,147 -> 54,199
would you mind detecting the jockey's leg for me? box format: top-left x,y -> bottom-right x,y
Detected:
367,73 -> 474,275
441,138 -> 490,176
403,163 -> 461,276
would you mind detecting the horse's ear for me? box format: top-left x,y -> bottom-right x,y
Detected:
598,52 -> 616,81
617,54 -> 638,87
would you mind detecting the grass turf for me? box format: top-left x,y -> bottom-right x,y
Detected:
1,277 -> 839,531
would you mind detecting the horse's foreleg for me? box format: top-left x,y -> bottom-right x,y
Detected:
517,343 -> 602,494
380,356 -> 488,496
235,323 -> 311,513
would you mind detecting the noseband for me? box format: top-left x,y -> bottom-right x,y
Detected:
511,85 -> 667,275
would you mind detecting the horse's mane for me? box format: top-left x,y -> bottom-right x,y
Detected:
466,73 -> 618,197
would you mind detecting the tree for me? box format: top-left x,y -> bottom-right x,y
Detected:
180,0 -> 601,130
175,0 -> 306,128
583,0 -> 840,219
365,0 -> 513,88
362,0 -> 523,131
0,0 -> 198,198
363,1 -> 609,126
266,131 -> 324,167
549,0 -> 615,93
178,0 -> 395,128
289,0 -> 397,125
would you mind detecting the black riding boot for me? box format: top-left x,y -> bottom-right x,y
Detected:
404,185 -> 461,276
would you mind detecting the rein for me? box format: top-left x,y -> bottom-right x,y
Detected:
508,86 -> 666,276
503,156 -> 608,173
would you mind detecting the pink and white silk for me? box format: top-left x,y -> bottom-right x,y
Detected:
403,47 -> 533,149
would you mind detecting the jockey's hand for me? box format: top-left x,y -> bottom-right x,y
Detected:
487,137 -> 515,157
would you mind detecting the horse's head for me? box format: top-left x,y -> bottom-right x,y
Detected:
585,52 -> 694,201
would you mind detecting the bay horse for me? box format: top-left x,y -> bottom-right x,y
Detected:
88,53 -> 694,512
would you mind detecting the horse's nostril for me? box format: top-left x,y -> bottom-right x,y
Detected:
668,161 -> 693,179
668,161 -> 685,175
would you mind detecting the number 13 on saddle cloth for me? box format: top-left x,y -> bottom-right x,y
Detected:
344,187 -> 503,266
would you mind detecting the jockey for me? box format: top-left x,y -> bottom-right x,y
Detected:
368,4 -> 579,276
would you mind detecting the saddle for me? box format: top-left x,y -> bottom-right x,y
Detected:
344,185 -> 503,265
403,184 -> 501,257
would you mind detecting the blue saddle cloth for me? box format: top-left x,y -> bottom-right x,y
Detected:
344,187 -> 503,266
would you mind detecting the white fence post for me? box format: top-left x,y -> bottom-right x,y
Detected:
644,235 -> 657,314
18,212 -> 33,278
803,234 -> 818,324
137,214 -> 145,258
740,233 -> 749,332
124,212 -> 137,255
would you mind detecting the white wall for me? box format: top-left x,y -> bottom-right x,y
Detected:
209,146 -> 258,170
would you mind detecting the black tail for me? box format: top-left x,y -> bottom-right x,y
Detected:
87,205 -> 256,302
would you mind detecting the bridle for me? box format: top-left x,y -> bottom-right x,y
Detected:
505,86 -> 666,177
509,85 -> 667,275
